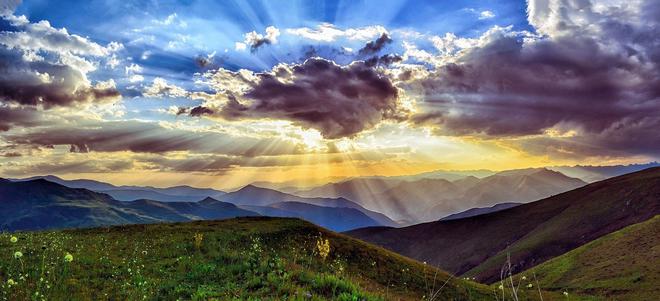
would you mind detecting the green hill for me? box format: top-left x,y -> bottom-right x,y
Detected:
0,217 -> 507,300
514,215 -> 660,300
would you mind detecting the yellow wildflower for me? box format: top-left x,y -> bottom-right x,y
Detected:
316,237 -> 330,260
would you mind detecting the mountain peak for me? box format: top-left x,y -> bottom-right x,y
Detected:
199,196 -> 219,204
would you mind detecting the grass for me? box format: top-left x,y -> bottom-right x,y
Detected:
509,215 -> 660,301
0,217 -> 510,301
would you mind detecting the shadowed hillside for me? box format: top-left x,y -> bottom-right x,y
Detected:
348,167 -> 660,283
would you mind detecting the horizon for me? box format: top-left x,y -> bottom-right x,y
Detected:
1,0 -> 659,189
7,161 -> 660,190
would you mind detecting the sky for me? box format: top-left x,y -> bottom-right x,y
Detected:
0,0 -> 659,189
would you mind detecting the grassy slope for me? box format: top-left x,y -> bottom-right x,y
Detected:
513,215 -> 660,300
1,217 -> 513,301
348,167 -> 660,283
464,167 -> 660,281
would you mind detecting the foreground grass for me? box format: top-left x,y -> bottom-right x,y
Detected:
0,217 -> 511,300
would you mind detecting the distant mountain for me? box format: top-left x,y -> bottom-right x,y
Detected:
439,202 -> 520,221
12,175 -> 226,202
243,202 -> 382,232
347,167 -> 660,283
421,168 -> 586,220
0,178 -> 391,232
220,185 -> 397,227
518,215 -> 660,300
549,161 -> 660,182
0,179 -> 256,231
294,178 -> 402,205
297,168 -> 586,224
0,178 -> 156,231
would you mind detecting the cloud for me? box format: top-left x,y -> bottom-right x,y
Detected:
237,26 -> 280,52
479,10 -> 495,20
287,23 -> 388,42
143,77 -> 190,98
0,14 -> 121,108
0,159 -> 135,176
0,105 -> 43,131
2,120 -> 305,157
197,58 -> 407,139
0,0 -> 20,15
409,0 -> 660,158
358,33 -> 393,56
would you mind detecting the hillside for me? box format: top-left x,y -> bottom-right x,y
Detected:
348,167 -> 660,283
439,202 -> 520,221
0,179 -> 158,230
515,215 -> 660,300
0,217 -> 508,300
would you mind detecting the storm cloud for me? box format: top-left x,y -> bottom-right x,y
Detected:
411,0 -> 660,156
201,58 -> 406,139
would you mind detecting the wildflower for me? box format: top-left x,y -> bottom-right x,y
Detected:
10,236 -> 17,243
563,291 -> 569,296
14,251 -> 23,259
498,284 -> 504,290
522,275 -> 527,280
527,283 -> 533,288
316,237 -> 330,260
64,253 -> 74,262
7,279 -> 15,286
194,233 -> 204,250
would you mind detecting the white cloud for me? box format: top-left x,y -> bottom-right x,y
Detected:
235,42 -> 247,51
129,74 -> 144,83
153,13 -> 187,28
143,77 -> 189,98
239,26 -> 280,51
479,10 -> 495,19
286,23 -> 388,42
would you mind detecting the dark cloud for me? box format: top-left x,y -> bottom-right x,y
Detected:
189,105 -> 214,116
0,47 -> 120,108
0,160 -> 134,177
194,55 -> 213,68
365,54 -> 402,67
208,58 -> 405,139
175,107 -> 189,116
1,152 -> 21,158
0,105 -> 42,131
412,2 -> 660,157
358,33 -> 392,56
3,120 -> 305,157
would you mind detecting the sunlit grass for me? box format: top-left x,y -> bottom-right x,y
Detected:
0,217 -> 502,300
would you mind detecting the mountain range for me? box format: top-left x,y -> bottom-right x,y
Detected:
14,175 -> 227,202
0,178 -> 389,232
347,167 -> 660,283
296,168 -> 586,224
